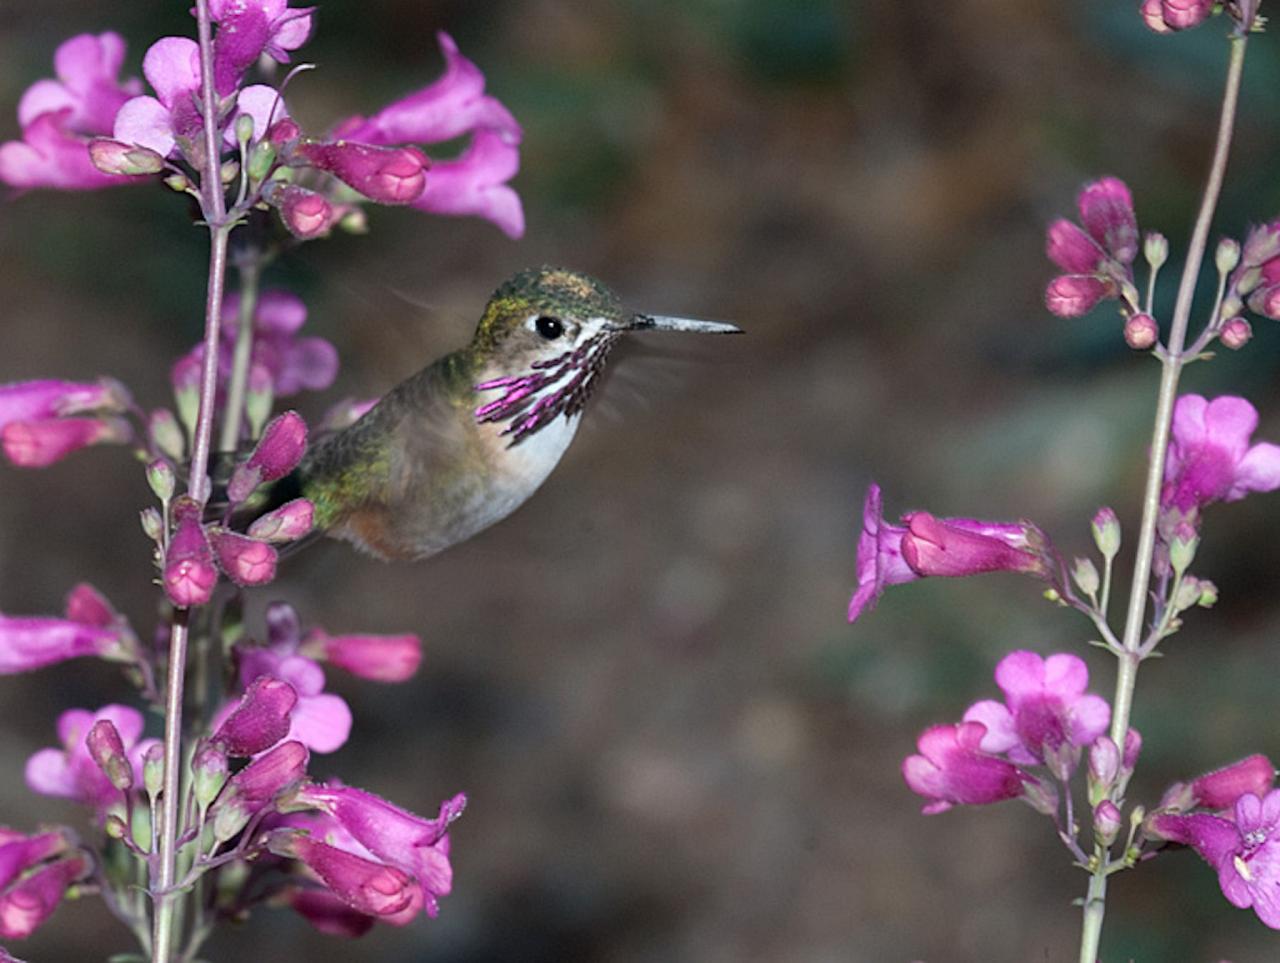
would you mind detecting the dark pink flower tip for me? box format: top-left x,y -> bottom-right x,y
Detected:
0,378 -> 128,429
0,613 -> 122,675
302,630 -> 422,682
1046,219 -> 1103,274
86,719 -> 132,791
210,529 -> 278,587
213,676 -> 298,755
295,141 -> 429,205
1,416 -> 130,468
900,513 -> 1051,580
1220,317 -> 1253,349
1160,0 -> 1215,30
247,498 -> 315,543
1045,275 -> 1107,317
270,183 -> 336,239
0,831 -> 70,892
248,409 -> 308,481
286,888 -> 376,938
268,830 -> 418,917
163,497 -> 218,608
846,483 -> 917,623
1163,394 -> 1280,512
64,583 -> 117,628
902,721 -> 1029,814
223,739 -> 308,808
1193,755 -> 1277,810
0,852 -> 89,940
1077,177 -> 1138,264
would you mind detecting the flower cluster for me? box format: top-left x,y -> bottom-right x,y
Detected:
1044,177 -> 1141,321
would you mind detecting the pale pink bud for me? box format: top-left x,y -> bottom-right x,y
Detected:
295,140 -> 429,205
1123,312 -> 1159,349
247,498 -> 314,542
87,720 -> 132,791
209,530 -> 278,586
1123,728 -> 1142,770
88,138 -> 164,176
1089,736 -> 1120,789
163,497 -> 217,608
1045,275 -> 1106,317
2,416 -> 130,467
1093,800 -> 1122,846
1091,507 -> 1121,558
1140,0 -> 1174,31
1161,0 -> 1214,30
271,183 -> 336,239
1220,316 -> 1252,349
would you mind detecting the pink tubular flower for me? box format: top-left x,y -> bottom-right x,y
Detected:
1192,755 -> 1276,810
846,483 -> 916,623
210,0 -> 315,95
0,33 -> 142,190
0,378 -> 128,429
293,141 -> 428,205
163,498 -> 218,608
902,721 -> 1031,814
1,416 -> 131,468
329,32 -> 524,237
299,630 -> 422,682
220,739 -> 308,810
900,513 -> 1053,580
0,843 -> 88,940
0,611 -> 124,674
268,828 -> 418,918
962,651 -> 1110,776
1150,790 -> 1280,929
212,676 -> 298,756
228,410 -> 307,502
1163,395 -> 1280,513
1078,177 -> 1138,265
25,704 -> 158,816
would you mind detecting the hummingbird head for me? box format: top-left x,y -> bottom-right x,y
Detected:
471,267 -> 739,444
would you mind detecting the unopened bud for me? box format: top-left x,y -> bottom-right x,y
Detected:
220,159 -> 240,184
89,138 -> 165,176
248,140 -> 277,182
235,113 -> 255,145
143,743 -> 165,798
171,355 -> 201,438
1215,237 -> 1242,275
1091,507 -> 1121,559
141,507 -> 164,542
1089,737 -> 1120,797
1123,728 -> 1142,771
1169,523 -> 1199,575
1094,800 -> 1122,847
148,408 -> 185,461
339,207 -> 368,234
267,118 -> 301,145
1220,316 -> 1252,349
146,459 -> 175,502
192,744 -> 230,809
1143,231 -> 1168,269
1072,557 -> 1100,597
104,814 -> 128,840
247,498 -> 314,542
87,719 -> 133,791
245,364 -> 274,440
164,172 -> 191,193
209,529 -> 278,587
212,800 -> 252,843
1123,312 -> 1159,350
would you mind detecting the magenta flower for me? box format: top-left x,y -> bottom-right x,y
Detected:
247,498 -> 314,543
1163,395 -> 1280,513
1044,176 -> 1138,318
228,409 -> 307,502
902,721 -> 1031,815
25,704 -> 159,816
962,651 -> 1110,775
293,141 -> 428,205
0,33 -> 142,190
0,831 -> 88,940
1192,754 -> 1276,811
212,676 -> 298,756
329,32 -> 524,237
210,0 -> 315,95
299,630 -> 422,683
846,483 -> 916,623
0,609 -> 124,674
267,183 -> 338,239
1142,0 -> 1215,31
284,888 -> 377,938
0,378 -> 128,428
1151,790 -> 1280,929
268,826 -> 419,918
209,529 -> 279,587
163,497 -> 218,608
2,416 -> 131,468
219,739 -> 308,810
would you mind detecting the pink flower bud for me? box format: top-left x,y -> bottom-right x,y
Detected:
163,497 -> 217,608
1123,728 -> 1142,770
1247,283 -> 1280,320
88,138 -> 164,175
87,720 -> 132,791
210,529 -> 278,586
1045,275 -> 1107,317
1191,754 -> 1275,810
148,408 -> 185,460
1123,312 -> 1159,349
192,743 -> 229,808
1045,219 -> 1101,274
1093,800 -> 1122,846
247,498 -> 315,543
212,676 -> 298,756
228,410 -> 307,502
270,183 -> 336,239
1089,736 -> 1120,789
64,583 -> 116,628
267,830 -> 417,917
2,416 -> 130,467
268,119 -> 301,145
1220,316 -> 1252,349
302,630 -> 422,682
170,354 -> 201,434
1160,0 -> 1214,30
223,739 -> 308,807
1078,177 -> 1138,264
1091,507 -> 1121,558
1140,0 -> 1174,31
295,140 -> 429,205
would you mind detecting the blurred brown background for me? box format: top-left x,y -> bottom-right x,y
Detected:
4,0 -> 1280,960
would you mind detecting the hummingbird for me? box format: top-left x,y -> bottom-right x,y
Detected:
276,267 -> 740,561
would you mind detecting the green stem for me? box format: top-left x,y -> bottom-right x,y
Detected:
217,258 -> 262,453
1080,34 -> 1247,963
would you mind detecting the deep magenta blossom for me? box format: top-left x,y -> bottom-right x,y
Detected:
210,0 -> 315,95
228,410 -> 307,502
0,378 -> 128,428
0,33 -> 142,190
0,828 -> 88,941
25,705 -> 159,817
902,721 -> 1031,815
1150,790 -> 1280,929
1191,754 -> 1276,811
963,651 -> 1110,774
1163,395 -> 1280,513
0,611 -> 123,675
1141,0 -> 1216,32
848,484 -> 1060,624
211,676 -> 298,756
329,32 -> 524,237
163,497 -> 218,608
1044,176 -> 1138,318
268,823 -> 419,919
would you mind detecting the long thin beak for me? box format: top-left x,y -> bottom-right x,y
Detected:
627,313 -> 742,334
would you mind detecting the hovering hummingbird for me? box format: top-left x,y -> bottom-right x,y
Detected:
273,267 -> 740,561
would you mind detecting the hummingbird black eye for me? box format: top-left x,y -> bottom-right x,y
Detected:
534,316 -> 564,340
